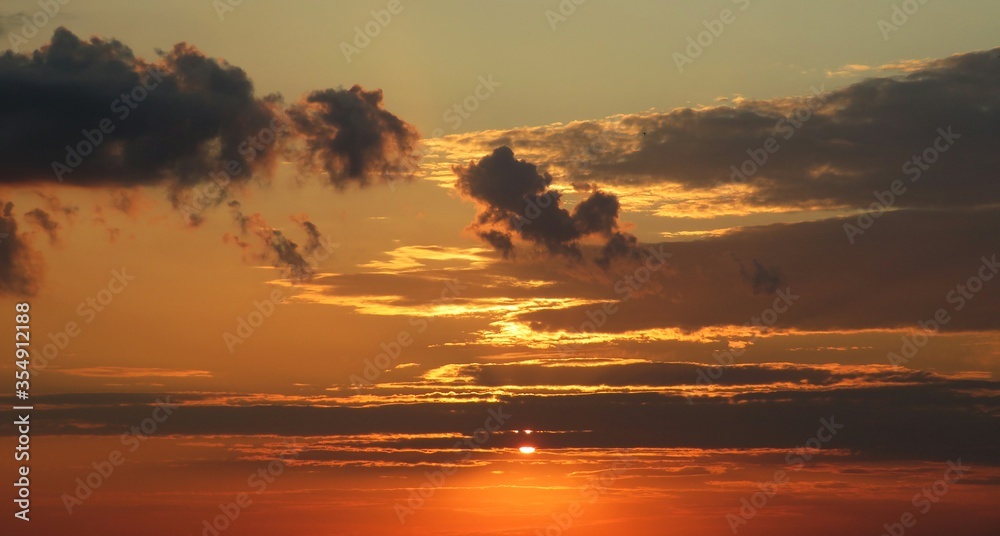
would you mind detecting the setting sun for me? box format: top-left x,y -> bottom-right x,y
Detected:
519,446 -> 537,454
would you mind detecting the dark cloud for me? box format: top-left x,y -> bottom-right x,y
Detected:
572,190 -> 620,236
23,207 -> 59,244
454,146 -> 640,266
455,145 -> 553,212
0,28 -> 281,191
0,202 -> 42,295
110,189 -> 138,216
614,49 -> 1000,209
447,360 -> 948,389
477,230 -> 514,259
0,28 -> 420,196
288,85 -> 420,187
521,207 -> 1000,333
735,255 -> 784,295
292,215 -> 323,256
6,367 -> 997,463
596,231 -> 641,269
34,191 -> 78,221
225,201 -> 318,281
445,48 -> 1000,212
0,28 -> 418,294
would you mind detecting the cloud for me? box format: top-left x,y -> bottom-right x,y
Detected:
454,146 -> 641,266
427,359 -> 946,389
224,201 -> 322,281
109,189 -> 140,216
435,47 -> 1000,213
0,13 -> 27,35
826,59 -> 936,78
0,201 -> 42,295
23,207 -> 59,244
0,28 -> 282,191
7,364 -> 998,463
735,255 -> 783,295
56,367 -> 213,378
0,28 -> 421,196
291,214 -> 323,256
89,204 -> 123,243
357,245 -> 493,273
0,28 -> 419,294
34,191 -> 79,221
659,47 -> 1000,211
287,85 -> 420,187
596,231 -> 641,270
455,145 -> 554,213
519,207 -> 1000,334
477,230 -> 515,259
573,190 -> 620,236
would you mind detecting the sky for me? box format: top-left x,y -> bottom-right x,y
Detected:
1,1 -> 999,535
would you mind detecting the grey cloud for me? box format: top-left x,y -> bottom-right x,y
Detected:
454,146 -> 641,267
288,85 -> 420,188
225,201 -> 319,281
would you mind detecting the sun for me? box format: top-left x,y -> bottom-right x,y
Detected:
518,446 -> 536,454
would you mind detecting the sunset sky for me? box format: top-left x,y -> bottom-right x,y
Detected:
2,1 -> 999,535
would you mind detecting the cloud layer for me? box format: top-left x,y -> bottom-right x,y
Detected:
436,47 -> 1000,214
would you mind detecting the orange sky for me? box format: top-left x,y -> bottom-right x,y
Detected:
2,3 -> 1000,535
